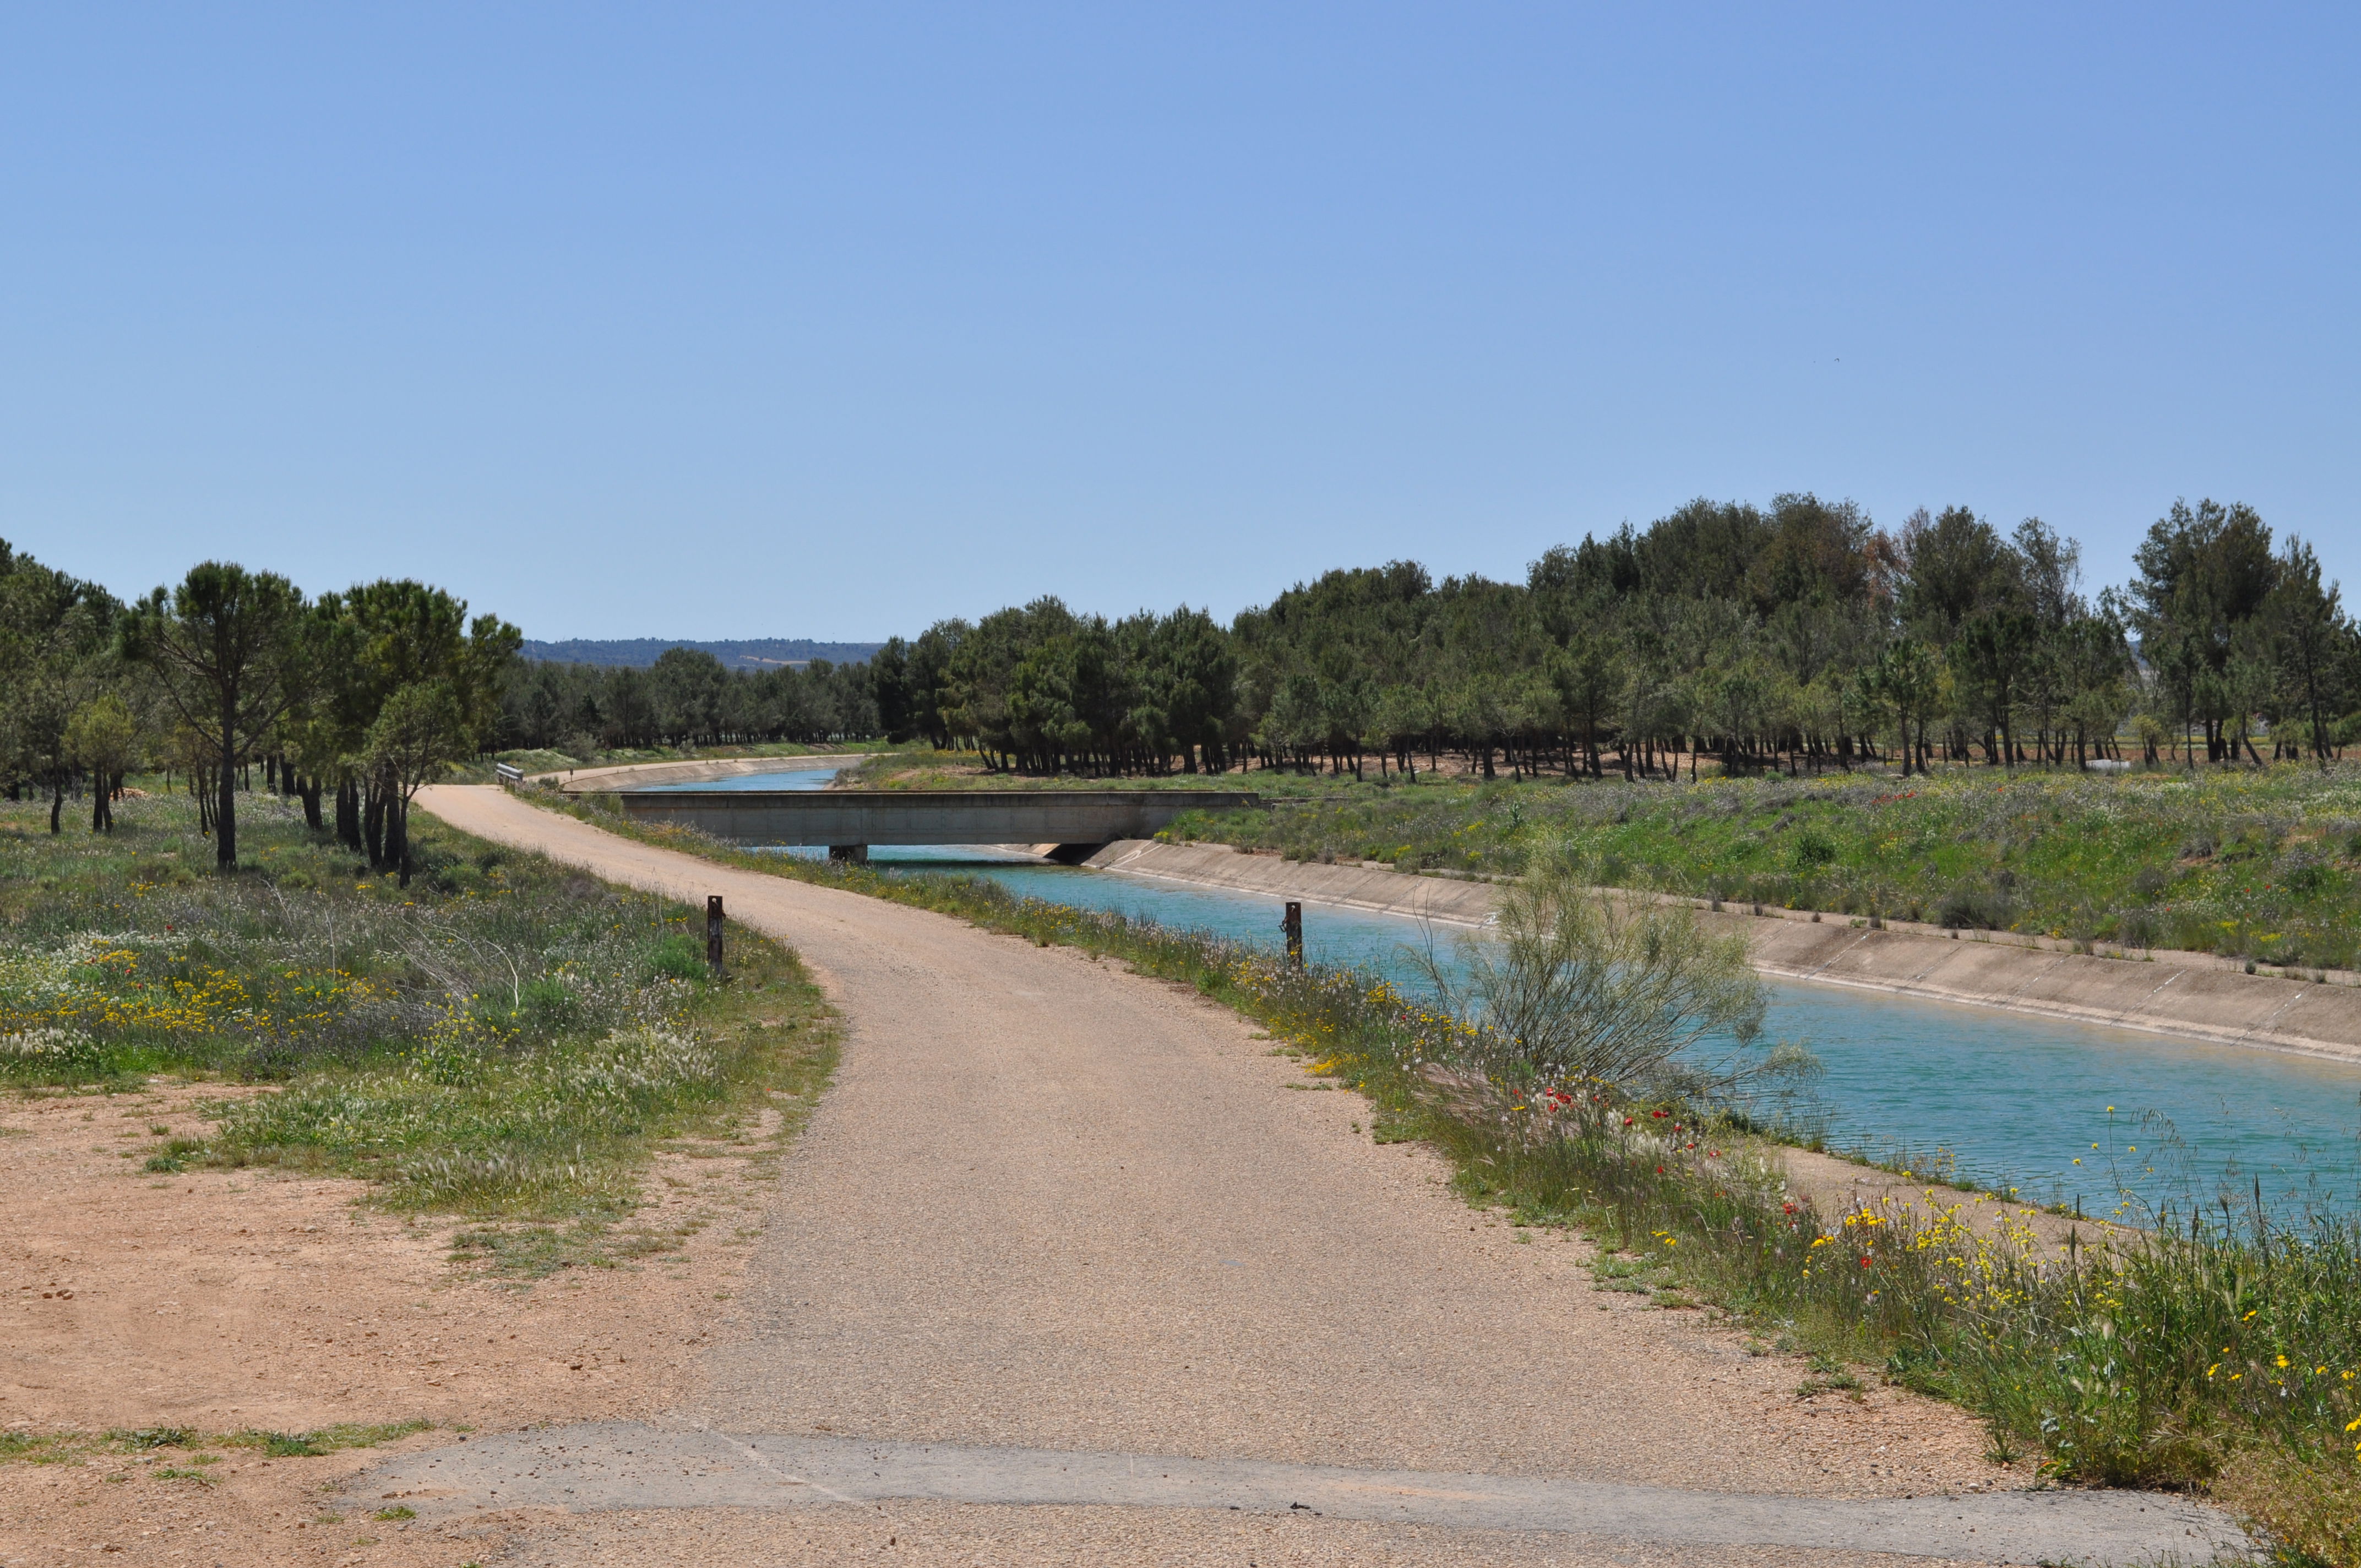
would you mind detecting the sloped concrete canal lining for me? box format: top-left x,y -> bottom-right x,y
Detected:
363,1424 -> 2240,1564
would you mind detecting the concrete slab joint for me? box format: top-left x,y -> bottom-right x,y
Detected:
359,1424 -> 2245,1564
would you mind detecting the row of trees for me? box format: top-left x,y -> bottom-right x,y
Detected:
0,542 -> 518,875
9,491 -> 2348,857
869,494 -> 2356,778
496,647 -> 879,754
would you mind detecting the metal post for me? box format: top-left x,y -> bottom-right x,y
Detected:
1282,901 -> 1303,967
706,895 -> 725,978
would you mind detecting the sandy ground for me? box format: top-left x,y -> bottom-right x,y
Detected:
0,1072 -> 787,1566
384,787 -> 2068,1564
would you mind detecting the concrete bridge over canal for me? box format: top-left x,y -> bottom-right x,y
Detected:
616,789 -> 1263,863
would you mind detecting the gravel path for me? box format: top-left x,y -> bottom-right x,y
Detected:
402,787 -> 2244,1564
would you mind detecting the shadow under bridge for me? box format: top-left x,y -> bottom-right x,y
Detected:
614,789 -> 1263,863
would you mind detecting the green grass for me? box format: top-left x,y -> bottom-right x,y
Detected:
1,1420 -> 432,1470
0,782 -> 837,1233
837,748 -> 1377,794
224,1420 -> 432,1457
1162,761 -> 2361,971
530,786 -> 2361,1559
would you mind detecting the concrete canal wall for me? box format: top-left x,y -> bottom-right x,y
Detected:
1087,839 -> 2361,1066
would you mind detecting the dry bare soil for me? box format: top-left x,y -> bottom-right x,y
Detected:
0,1074 -> 787,1566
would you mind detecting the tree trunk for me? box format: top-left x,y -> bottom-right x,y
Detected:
302,777 -> 324,831
2307,660 -> 2331,772
216,743 -> 240,866
363,782 -> 386,869
336,776 -> 361,851
49,771 -> 64,834
390,796 -> 411,886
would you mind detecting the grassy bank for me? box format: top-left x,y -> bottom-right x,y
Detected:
535,785 -> 2358,1559
1163,763 -> 2361,972
838,748 -> 1379,796
834,750 -> 2361,970
0,782 -> 835,1236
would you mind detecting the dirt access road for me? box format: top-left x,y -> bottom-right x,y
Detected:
387,786 -> 2237,1566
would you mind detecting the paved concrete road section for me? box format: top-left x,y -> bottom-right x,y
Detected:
372,1423 -> 2240,1564
402,787 -> 2250,1565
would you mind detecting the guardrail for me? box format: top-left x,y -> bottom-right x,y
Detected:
494,762 -> 526,788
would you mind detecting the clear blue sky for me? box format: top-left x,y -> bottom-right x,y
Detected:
3,5 -> 2353,641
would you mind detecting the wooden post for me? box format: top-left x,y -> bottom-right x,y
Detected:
706,895 -> 725,978
1282,901 -> 1303,967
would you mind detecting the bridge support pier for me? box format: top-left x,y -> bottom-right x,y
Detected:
828,844 -> 869,864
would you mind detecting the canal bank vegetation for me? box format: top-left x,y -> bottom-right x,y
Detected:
1167,761 -> 2361,972
0,782 -> 835,1261
838,743 -> 2361,974
534,796 -> 2361,1559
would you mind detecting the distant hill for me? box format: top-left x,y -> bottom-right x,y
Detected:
521,638 -> 888,671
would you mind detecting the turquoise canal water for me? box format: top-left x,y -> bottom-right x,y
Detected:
661,767 -> 2361,1216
